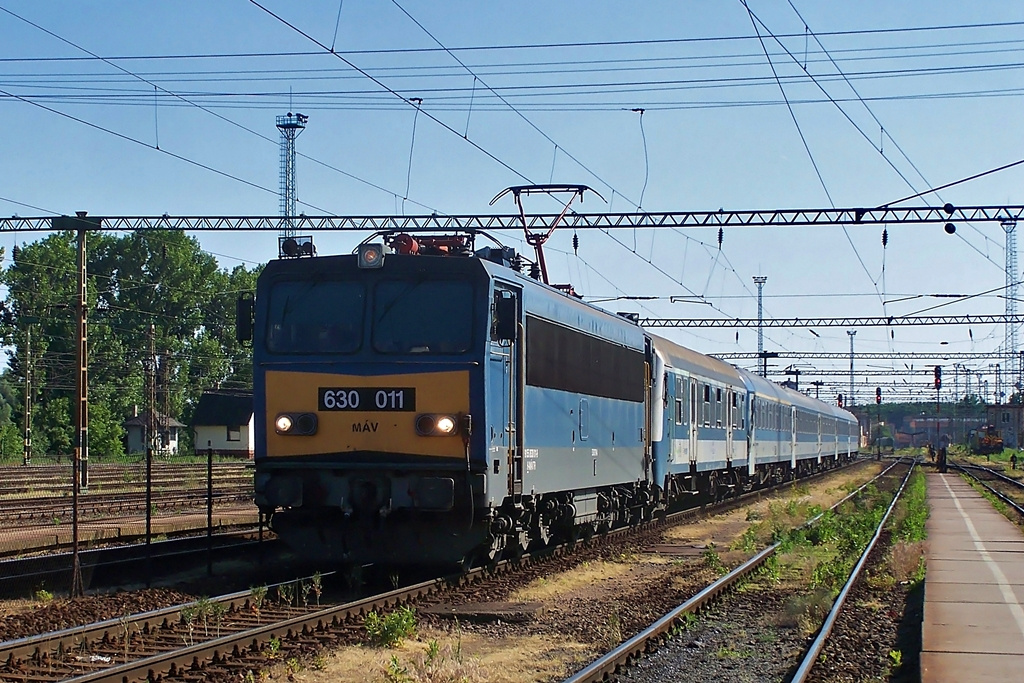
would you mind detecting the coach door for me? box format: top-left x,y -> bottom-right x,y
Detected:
689,379 -> 699,464
726,389 -> 734,465
491,286 -> 522,498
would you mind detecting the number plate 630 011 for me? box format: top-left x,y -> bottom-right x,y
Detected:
318,387 -> 416,411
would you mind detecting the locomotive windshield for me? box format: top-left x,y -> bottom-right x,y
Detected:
372,279 -> 474,354
265,280 -> 365,354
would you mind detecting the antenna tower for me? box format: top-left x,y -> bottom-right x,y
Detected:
276,113 -> 308,238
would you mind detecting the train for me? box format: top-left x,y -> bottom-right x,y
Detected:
240,231 -> 859,568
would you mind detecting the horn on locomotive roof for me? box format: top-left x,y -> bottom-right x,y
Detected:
490,184 -> 604,286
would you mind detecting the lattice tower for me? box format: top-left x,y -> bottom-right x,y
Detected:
276,113 -> 307,239
1004,219 -> 1019,391
753,276 -> 767,376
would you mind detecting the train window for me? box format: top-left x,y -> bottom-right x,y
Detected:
702,384 -> 710,426
715,388 -> 723,428
675,399 -> 683,425
373,280 -> 474,354
525,316 -> 645,402
266,280 -> 365,354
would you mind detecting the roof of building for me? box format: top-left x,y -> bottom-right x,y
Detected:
123,410 -> 186,429
192,389 -> 254,427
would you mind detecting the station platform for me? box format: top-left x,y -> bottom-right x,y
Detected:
921,472 -> 1024,681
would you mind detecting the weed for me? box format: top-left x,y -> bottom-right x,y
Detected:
311,652 -> 328,670
732,528 -> 757,553
180,603 -> 197,646
365,605 -> 417,648
276,583 -> 294,607
384,655 -> 411,683
761,555 -> 781,584
888,649 -> 903,668
602,612 -> 622,648
715,645 -> 742,659
249,585 -> 268,622
119,613 -> 131,662
425,639 -> 441,665
266,636 -> 281,659
311,571 -> 323,606
285,657 -> 302,674
34,589 -> 53,602
702,543 -> 726,573
208,601 -> 227,638
745,509 -> 762,522
681,612 -> 698,630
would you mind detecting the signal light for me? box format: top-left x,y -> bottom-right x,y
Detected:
934,365 -> 942,390
837,393 -> 844,408
876,387 -> 882,404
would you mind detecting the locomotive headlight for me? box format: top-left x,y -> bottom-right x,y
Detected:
435,416 -> 457,434
415,413 -> 459,436
275,412 -> 318,435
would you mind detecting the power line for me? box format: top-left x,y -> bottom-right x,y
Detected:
3,19 -> 1023,63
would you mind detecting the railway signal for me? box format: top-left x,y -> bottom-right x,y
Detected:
876,387 -> 882,404
934,365 -> 942,390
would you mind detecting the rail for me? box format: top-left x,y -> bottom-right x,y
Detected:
560,459 -> 904,682
951,462 -> 1024,518
789,460 -> 916,683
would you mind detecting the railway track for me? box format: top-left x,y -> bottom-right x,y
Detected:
952,460 -> 1024,517
0,488 -> 253,524
561,459 -> 916,683
0,459 -> 868,682
0,462 -> 251,498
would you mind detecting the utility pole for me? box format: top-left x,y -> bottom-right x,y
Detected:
145,325 -> 155,571
22,326 -> 30,466
847,330 -> 857,406
75,220 -> 88,492
753,276 -> 767,376
811,380 -> 823,400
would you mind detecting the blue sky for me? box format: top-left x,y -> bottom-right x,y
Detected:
2,0 -> 1023,404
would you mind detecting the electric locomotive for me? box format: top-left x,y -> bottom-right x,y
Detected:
245,232 -> 654,567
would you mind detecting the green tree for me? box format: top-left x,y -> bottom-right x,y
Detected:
1,230 -> 259,459
87,401 -> 125,460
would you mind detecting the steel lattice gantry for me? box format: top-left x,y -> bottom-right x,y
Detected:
713,351 -> 1013,361
2,203 -> 1024,233
641,315 -> 1024,328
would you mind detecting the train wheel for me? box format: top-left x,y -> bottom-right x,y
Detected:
708,472 -> 720,501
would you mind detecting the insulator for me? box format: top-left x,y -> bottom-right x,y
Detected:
572,231 -> 579,255
881,228 -> 888,247
717,227 -> 723,248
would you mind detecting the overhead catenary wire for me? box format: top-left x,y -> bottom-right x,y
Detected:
0,5 -> 444,216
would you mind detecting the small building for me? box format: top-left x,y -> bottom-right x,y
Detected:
988,403 -> 1024,449
123,408 -> 185,456
191,389 -> 254,458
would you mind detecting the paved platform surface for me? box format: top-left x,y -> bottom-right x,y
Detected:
921,472 -> 1024,682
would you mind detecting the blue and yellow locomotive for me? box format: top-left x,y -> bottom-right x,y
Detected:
244,232 -> 858,567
